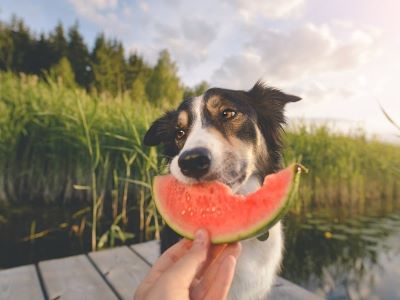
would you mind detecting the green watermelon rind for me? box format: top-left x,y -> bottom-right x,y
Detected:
247,166 -> 302,241
153,164 -> 303,244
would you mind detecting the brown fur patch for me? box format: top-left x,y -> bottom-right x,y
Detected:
177,110 -> 189,128
205,95 -> 249,143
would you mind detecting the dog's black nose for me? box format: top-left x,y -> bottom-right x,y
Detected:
178,147 -> 211,179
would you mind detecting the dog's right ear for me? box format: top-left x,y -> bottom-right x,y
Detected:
143,111 -> 177,146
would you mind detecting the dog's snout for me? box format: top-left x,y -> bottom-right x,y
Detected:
178,147 -> 211,179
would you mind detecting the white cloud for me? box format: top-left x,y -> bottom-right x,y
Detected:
182,18 -> 217,45
211,23 -> 380,88
227,0 -> 306,21
152,18 -> 218,68
139,1 -> 149,13
69,0 -> 118,11
67,0 -> 130,36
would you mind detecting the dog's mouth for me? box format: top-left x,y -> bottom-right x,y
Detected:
174,160 -> 249,193
203,173 -> 247,190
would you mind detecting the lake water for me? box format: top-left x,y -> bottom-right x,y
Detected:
282,209 -> 400,300
1,204 -> 400,300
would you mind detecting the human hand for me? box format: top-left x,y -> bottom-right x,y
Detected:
134,229 -> 241,300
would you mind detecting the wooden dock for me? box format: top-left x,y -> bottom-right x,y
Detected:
0,240 -> 322,299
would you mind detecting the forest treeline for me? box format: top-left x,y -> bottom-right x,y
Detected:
0,15 -> 208,104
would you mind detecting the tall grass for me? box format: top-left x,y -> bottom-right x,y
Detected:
1,72 -> 399,250
0,72 -> 165,249
284,124 -> 400,215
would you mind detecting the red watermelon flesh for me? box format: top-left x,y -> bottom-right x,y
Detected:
153,164 -> 303,243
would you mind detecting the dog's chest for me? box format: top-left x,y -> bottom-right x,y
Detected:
228,177 -> 284,300
228,223 -> 283,300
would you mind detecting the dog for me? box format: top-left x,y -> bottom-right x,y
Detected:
143,81 -> 301,299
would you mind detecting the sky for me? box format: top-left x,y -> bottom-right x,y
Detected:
1,0 -> 400,141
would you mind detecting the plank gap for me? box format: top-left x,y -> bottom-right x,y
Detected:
89,246 -> 151,299
85,253 -> 123,300
127,246 -> 152,267
38,254 -> 119,300
35,264 -> 49,300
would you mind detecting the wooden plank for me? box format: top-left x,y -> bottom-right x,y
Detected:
39,254 -> 118,300
0,265 -> 44,300
89,246 -> 150,300
130,240 -> 160,265
269,277 -> 323,300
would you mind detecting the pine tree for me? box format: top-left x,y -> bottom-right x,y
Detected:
30,33 -> 53,75
49,23 -> 68,65
91,34 -> 126,95
0,20 -> 14,70
9,16 -> 33,73
125,52 -> 151,101
146,50 -> 183,107
125,53 -> 151,87
67,23 -> 92,89
114,41 -> 126,95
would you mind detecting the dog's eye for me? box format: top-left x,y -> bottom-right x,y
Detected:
221,109 -> 237,120
175,129 -> 186,140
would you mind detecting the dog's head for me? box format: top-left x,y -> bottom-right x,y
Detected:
144,81 -> 301,191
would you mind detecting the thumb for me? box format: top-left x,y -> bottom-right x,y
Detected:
164,229 -> 209,287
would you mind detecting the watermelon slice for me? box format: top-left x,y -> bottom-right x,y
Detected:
153,164 -> 304,243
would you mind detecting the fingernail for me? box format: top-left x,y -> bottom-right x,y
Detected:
194,229 -> 207,244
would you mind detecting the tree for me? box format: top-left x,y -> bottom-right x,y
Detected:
130,78 -> 148,102
125,53 -> 151,87
0,20 -> 14,70
91,34 -> 126,95
67,23 -> 92,89
183,81 -> 209,99
30,33 -> 53,75
49,23 -> 68,65
146,50 -> 183,107
48,56 -> 76,88
9,16 -> 33,73
125,52 -> 151,101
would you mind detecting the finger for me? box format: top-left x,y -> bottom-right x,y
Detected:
150,239 -> 192,274
194,244 -> 227,281
191,242 -> 241,300
134,239 -> 191,299
163,229 -> 210,288
209,244 -> 228,260
204,255 -> 237,300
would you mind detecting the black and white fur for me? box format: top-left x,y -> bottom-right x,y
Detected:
144,81 -> 301,299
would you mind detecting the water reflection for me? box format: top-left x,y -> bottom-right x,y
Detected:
282,209 -> 400,300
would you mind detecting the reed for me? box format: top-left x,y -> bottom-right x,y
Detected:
284,123 -> 400,215
0,72 -> 163,249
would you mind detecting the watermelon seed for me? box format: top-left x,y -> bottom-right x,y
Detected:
211,207 -> 216,212
180,210 -> 186,215
189,211 -> 194,216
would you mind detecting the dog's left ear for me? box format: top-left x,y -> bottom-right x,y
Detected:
247,81 -> 301,107
246,80 -> 301,126
246,81 -> 301,171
